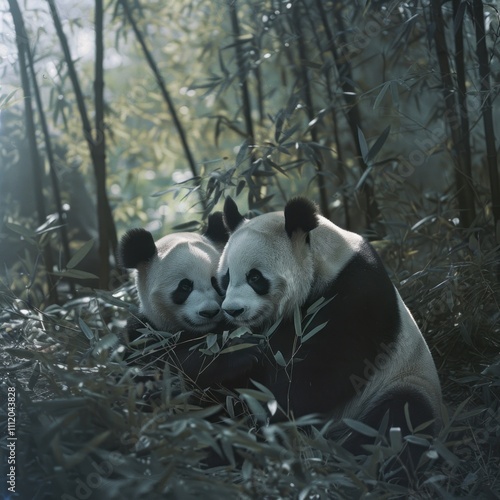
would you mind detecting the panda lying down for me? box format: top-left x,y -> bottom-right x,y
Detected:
120,197 -> 442,446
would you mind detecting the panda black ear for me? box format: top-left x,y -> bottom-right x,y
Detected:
223,196 -> 245,232
284,197 -> 319,238
204,211 -> 229,245
119,228 -> 157,269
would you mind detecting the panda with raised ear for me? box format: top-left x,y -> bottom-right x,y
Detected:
119,212 -> 228,336
218,196 -> 442,446
119,212 -> 258,390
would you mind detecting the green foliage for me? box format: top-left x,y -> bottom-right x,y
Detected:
1,0 -> 499,497
1,248 -> 499,498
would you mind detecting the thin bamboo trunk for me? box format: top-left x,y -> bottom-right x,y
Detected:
292,3 -> 330,219
9,0 -> 58,304
431,0 -> 476,227
314,0 -> 382,232
228,0 -> 262,209
94,0 -> 111,288
47,0 -> 117,288
119,0 -> 205,212
472,0 -> 500,229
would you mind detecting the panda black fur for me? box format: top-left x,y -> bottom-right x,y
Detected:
218,197 -> 442,444
119,212 -> 258,392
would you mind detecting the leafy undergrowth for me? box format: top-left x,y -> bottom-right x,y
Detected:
1,240 -> 499,499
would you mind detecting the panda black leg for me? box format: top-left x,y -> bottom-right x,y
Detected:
343,390 -> 437,484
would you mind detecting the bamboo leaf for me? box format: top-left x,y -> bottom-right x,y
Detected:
239,392 -> 268,422
250,379 -> 276,399
5,222 -> 37,240
220,342 -> 256,354
237,388 -> 274,403
274,109 -> 285,142
293,305 -> 302,337
78,317 -> 94,341
28,361 -> 41,390
366,125 -> 391,163
373,81 -> 390,109
357,127 -> 369,163
343,418 -> 380,438
66,239 -> 94,269
5,348 -> 35,360
301,321 -> 328,343
274,350 -> 286,367
206,333 -> 218,350
52,270 -> 99,280
229,326 -> 251,339
235,139 -> 250,167
236,179 -> 246,196
355,165 -> 374,191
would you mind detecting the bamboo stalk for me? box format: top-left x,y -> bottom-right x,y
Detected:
228,0 -> 262,209
472,0 -> 500,228
313,0 -> 381,232
119,0 -> 205,211
430,0 -> 476,227
9,0 -> 58,304
452,0 -> 473,196
21,6 -> 74,296
94,0 -> 111,288
47,0 -> 117,288
292,3 -> 330,219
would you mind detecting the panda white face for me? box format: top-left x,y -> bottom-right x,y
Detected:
218,197 -> 364,330
218,212 -> 315,330
120,229 -> 224,334
141,234 -> 223,333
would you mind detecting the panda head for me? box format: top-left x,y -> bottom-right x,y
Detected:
217,197 -> 319,329
120,212 -> 227,334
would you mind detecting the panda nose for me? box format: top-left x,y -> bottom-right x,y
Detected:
199,309 -> 220,319
223,308 -> 244,318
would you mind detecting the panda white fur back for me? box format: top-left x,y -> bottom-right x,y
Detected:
120,214 -> 226,334
218,197 -> 442,438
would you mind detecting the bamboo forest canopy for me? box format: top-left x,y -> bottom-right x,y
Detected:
0,0 -> 499,297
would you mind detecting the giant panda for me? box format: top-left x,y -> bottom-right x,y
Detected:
218,196 -> 442,455
119,212 -> 258,392
119,213 -> 227,336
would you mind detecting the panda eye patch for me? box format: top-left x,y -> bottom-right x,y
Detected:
172,278 -> 193,304
246,268 -> 270,295
211,276 -> 224,297
221,269 -> 230,291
